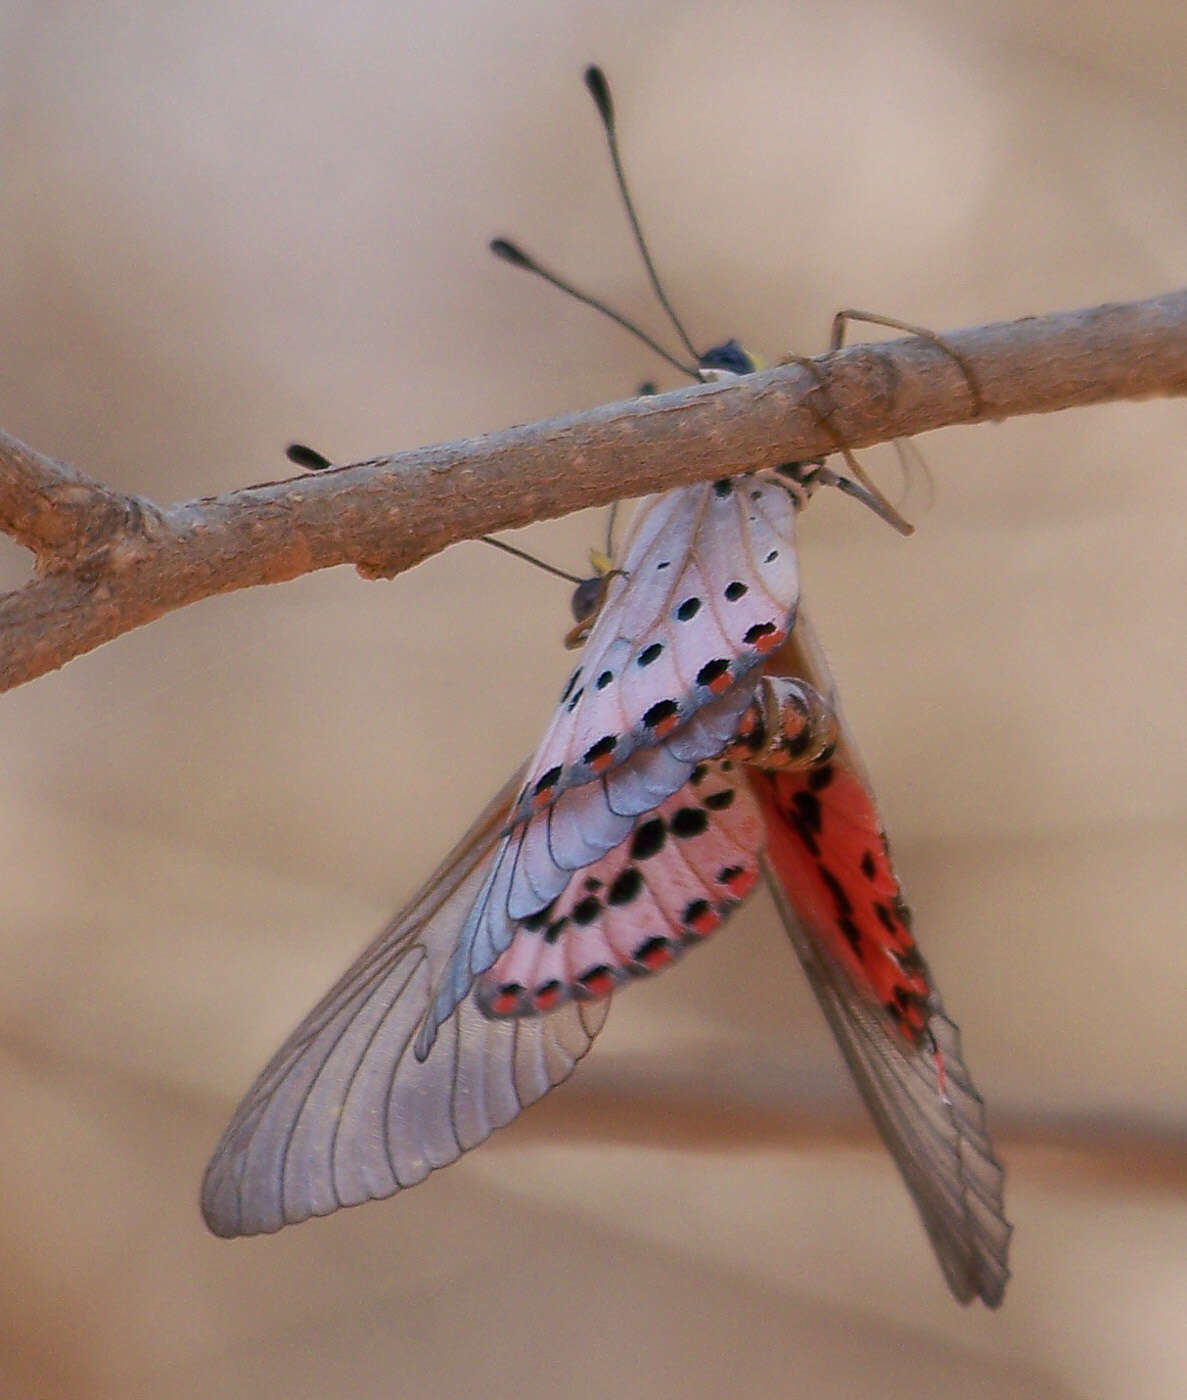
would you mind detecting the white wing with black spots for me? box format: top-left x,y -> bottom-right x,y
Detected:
417,683 -> 761,1055
477,757 -> 765,1017
509,475 -> 803,827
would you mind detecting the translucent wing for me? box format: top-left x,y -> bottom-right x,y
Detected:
201,769 -> 607,1239
754,618 -> 1012,1307
476,756 -> 764,1017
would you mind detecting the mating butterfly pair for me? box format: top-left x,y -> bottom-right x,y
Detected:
201,66 -> 1011,1307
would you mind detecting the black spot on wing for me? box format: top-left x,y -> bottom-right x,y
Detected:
643,699 -> 679,730
582,734 -> 617,765
792,789 -> 823,835
670,806 -> 709,839
534,766 -> 562,797
630,817 -> 667,861
696,658 -> 730,688
818,865 -> 854,918
572,895 -> 601,926
807,763 -> 835,792
607,867 -> 643,906
682,899 -> 711,926
520,903 -> 554,933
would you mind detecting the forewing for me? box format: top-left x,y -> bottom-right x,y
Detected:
476,756 -> 765,1016
201,769 -> 608,1239
754,619 -> 1011,1307
510,475 -> 801,826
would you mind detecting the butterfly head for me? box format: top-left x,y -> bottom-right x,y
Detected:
566,547 -> 621,648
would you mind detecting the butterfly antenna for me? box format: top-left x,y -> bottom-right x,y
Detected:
489,239 -> 696,378
478,533 -> 587,587
583,66 -> 700,366
287,442 -> 586,584
812,463 -> 915,537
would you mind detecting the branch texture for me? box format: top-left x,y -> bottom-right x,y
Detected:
2,291 -> 1185,693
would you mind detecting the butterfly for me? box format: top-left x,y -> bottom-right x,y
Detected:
201,66 -> 1011,1308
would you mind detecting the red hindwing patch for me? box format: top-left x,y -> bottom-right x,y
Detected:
753,759 -> 931,1043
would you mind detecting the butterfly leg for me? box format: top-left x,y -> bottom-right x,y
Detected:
722,676 -> 837,772
775,352 -> 914,536
830,309 -> 984,419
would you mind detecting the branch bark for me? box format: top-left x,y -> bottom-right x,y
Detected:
2,290 -> 1185,694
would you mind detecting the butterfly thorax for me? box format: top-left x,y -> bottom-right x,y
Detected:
697,338 -> 760,376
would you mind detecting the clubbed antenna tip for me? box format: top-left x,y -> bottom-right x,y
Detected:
489,237 -> 532,269
583,65 -> 613,129
487,66 -> 699,380
286,442 -> 334,471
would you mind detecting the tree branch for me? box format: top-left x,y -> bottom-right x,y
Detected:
2,290 -> 1185,694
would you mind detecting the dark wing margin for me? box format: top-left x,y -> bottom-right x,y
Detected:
201,769 -> 608,1238
763,854 -> 1011,1306
755,615 -> 1011,1307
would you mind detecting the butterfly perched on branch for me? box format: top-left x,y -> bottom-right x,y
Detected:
202,65 -> 1010,1308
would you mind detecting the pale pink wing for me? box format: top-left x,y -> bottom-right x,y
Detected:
416,684 -> 760,1055
416,473 -> 805,1053
201,768 -> 607,1238
476,756 -> 764,1016
509,474 -> 803,827
755,617 -> 1011,1306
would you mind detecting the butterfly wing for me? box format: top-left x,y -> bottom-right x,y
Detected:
476,755 -> 765,1017
418,473 -> 806,1052
201,768 -> 607,1238
753,616 -> 1012,1307
417,684 -> 765,1055
510,475 -> 803,826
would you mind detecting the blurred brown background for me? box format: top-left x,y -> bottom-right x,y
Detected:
1,2 -> 1185,1396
